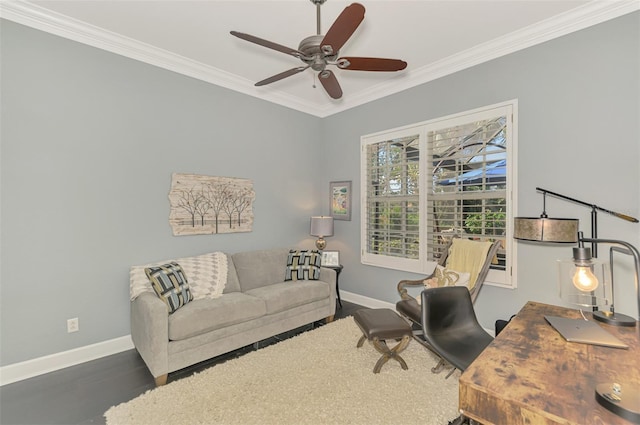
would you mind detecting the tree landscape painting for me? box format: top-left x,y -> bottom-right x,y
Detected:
169,173 -> 255,236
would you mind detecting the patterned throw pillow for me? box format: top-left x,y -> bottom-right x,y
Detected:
416,265 -> 471,304
285,250 -> 322,281
422,265 -> 471,289
145,262 -> 193,313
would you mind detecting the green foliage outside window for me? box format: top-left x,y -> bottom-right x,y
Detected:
465,208 -> 506,236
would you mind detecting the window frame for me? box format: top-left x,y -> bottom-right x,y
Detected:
360,126 -> 428,273
360,100 -> 518,288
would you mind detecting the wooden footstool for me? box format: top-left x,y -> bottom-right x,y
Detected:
353,308 -> 412,373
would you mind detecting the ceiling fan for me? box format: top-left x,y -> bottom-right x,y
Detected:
230,0 -> 407,99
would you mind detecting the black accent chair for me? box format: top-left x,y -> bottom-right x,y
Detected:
420,286 -> 493,374
396,238 -> 501,374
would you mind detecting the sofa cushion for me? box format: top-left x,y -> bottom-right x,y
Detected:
223,254 -> 241,294
232,248 -> 290,291
168,292 -> 266,341
145,262 -> 193,314
246,281 -> 329,315
284,250 -> 322,281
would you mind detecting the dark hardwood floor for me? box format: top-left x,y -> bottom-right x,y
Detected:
0,301 -> 364,425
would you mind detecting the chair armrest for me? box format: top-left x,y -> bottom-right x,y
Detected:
130,292 -> 169,379
397,239 -> 452,300
397,277 -> 430,301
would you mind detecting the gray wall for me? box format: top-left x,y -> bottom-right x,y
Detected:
2,11 -> 639,367
1,20 -> 323,366
321,11 -> 640,327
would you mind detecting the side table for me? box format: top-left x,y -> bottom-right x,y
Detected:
324,265 -> 343,308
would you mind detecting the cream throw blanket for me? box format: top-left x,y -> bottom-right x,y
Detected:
130,252 -> 227,300
445,238 -> 493,290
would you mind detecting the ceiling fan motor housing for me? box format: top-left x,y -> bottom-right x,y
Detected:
298,35 -> 338,71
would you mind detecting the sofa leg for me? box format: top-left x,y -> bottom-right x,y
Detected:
326,315 -> 335,323
155,374 -> 168,386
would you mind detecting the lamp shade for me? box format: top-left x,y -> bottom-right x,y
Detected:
310,216 -> 334,237
514,217 -> 579,243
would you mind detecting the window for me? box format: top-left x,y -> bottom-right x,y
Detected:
361,130 -> 424,272
361,101 -> 516,287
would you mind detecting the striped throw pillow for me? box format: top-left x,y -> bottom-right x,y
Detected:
145,262 -> 193,313
285,250 -> 322,281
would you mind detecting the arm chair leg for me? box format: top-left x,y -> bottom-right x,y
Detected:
444,367 -> 458,379
431,357 -> 448,374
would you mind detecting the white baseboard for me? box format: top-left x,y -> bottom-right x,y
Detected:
341,290 -> 395,310
0,335 -> 134,386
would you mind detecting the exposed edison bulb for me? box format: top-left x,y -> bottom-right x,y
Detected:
572,266 -> 599,291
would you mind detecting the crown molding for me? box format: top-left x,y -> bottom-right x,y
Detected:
1,0 -> 638,118
329,0 -> 640,117
0,0 -> 328,116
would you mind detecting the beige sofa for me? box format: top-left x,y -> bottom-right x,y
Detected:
130,248 -> 337,385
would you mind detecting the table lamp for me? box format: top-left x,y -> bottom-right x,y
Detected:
310,216 -> 333,250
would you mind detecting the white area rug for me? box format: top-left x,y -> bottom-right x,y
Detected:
105,318 -> 460,425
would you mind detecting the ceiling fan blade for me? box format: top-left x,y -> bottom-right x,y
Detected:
318,70 -> 343,99
320,3 -> 365,55
337,57 -> 408,71
255,67 -> 309,86
230,31 -> 303,58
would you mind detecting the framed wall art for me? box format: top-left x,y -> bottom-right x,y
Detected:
321,251 -> 340,267
169,173 -> 255,236
330,180 -> 351,221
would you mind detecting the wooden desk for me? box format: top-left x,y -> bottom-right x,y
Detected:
459,301 -> 640,425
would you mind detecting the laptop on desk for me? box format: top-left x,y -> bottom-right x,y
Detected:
544,315 -> 629,349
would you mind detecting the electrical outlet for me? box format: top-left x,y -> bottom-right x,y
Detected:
67,318 -> 79,333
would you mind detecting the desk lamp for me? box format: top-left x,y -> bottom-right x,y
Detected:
514,187 -> 639,325
514,188 -> 640,422
310,216 -> 333,250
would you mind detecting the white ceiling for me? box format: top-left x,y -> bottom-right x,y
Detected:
1,1 -> 638,117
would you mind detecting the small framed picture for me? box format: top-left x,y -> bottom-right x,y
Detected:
330,181 -> 352,221
322,251 -> 340,267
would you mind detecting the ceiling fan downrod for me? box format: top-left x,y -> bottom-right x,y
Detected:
311,0 -> 327,35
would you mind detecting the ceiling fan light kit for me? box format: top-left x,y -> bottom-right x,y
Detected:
230,0 -> 407,99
